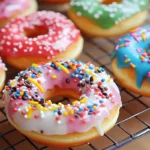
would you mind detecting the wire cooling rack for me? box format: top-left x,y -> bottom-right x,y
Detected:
0,1 -> 150,150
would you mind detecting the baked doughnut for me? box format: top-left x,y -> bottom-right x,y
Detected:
112,26 -> 150,97
68,0 -> 149,37
3,60 -> 121,148
0,11 -> 83,70
0,0 -> 38,28
0,57 -> 7,91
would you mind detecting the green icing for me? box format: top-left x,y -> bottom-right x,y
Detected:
70,0 -> 149,29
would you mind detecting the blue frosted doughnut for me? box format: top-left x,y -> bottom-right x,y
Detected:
112,26 -> 150,88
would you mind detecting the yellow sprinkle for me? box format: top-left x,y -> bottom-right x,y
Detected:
63,111 -> 68,116
27,78 -> 44,93
20,91 -> 24,96
140,56 -> 145,60
27,106 -> 33,119
58,103 -> 63,107
80,98 -> 87,103
70,109 -> 74,115
10,81 -> 15,86
87,71 -> 92,75
42,107 -> 48,111
32,63 -> 38,68
38,73 -> 41,76
49,107 -> 55,111
66,106 -> 71,110
55,62 -> 70,74
37,104 -> 42,110
130,63 -> 136,68
29,101 -> 38,105
93,106 -> 97,109
142,32 -> 146,41
107,78 -> 111,82
47,100 -> 52,105
85,66 -> 88,69
72,100 -> 78,105
95,67 -> 99,70
51,75 -> 57,79
120,44 -> 125,47
124,59 -> 130,63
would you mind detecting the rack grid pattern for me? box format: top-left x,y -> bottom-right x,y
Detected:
0,2 -> 150,150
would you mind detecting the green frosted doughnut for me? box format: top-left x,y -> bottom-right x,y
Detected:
70,0 -> 149,29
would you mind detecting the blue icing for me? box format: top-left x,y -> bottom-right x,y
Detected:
112,26 -> 150,88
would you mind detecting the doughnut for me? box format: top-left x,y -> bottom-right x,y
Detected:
112,26 -> 150,97
3,60 -> 122,148
0,0 -> 38,28
0,11 -> 83,70
68,0 -> 149,37
0,57 -> 7,91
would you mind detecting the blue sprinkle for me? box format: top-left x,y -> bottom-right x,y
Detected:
89,65 -> 94,69
71,73 -> 75,78
57,67 -> 61,71
99,67 -> 104,71
54,110 -> 58,113
79,108 -> 83,111
99,100 -> 104,103
78,75 -> 83,79
87,105 -> 92,109
38,70 -> 42,73
75,70 -> 80,74
101,78 -> 105,82
85,74 -> 89,78
31,74 -> 36,78
63,63 -> 68,67
15,94 -> 20,97
89,108 -> 94,112
71,59 -> 75,63
16,90 -> 20,94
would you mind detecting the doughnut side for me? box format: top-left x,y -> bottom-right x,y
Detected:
112,58 -> 150,97
7,105 -> 120,148
68,9 -> 148,37
5,36 -> 83,70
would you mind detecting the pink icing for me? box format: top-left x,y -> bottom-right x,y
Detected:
0,0 -> 29,19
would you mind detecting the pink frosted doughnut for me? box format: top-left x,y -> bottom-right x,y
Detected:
3,60 -> 121,147
0,0 -> 37,27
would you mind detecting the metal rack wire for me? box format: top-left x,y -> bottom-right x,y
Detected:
0,1 -> 150,150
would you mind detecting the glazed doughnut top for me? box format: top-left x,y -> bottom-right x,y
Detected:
0,0 -> 29,19
70,0 -> 149,28
0,11 -> 80,59
4,60 -> 121,135
112,26 -> 150,88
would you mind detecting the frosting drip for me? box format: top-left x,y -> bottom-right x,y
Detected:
0,0 -> 30,19
112,26 -> 150,88
4,60 -> 121,135
70,0 -> 148,29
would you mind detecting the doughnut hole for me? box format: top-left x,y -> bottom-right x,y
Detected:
24,26 -> 49,38
44,86 -> 80,104
101,0 -> 122,5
